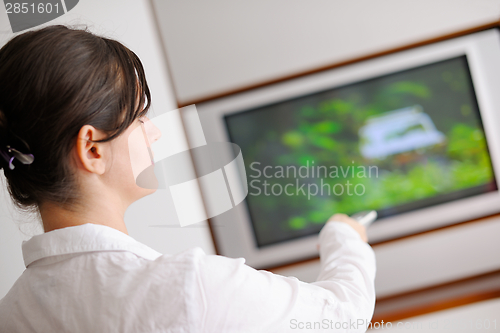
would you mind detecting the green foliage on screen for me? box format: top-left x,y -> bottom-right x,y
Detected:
225,56 -> 496,247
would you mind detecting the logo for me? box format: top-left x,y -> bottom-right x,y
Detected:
129,105 -> 249,227
3,0 -> 79,33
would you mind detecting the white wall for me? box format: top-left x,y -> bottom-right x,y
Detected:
0,0 -> 215,299
153,0 -> 500,105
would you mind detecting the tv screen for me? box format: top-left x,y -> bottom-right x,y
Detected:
224,55 -> 497,248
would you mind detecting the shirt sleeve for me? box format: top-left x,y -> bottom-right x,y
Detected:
194,221 -> 376,333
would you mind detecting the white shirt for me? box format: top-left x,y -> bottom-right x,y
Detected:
0,222 -> 376,333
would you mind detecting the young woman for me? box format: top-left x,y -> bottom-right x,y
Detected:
0,25 -> 375,332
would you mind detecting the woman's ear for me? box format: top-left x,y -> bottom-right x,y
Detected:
75,125 -> 107,175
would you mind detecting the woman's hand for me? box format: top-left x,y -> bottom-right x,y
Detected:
317,213 -> 369,246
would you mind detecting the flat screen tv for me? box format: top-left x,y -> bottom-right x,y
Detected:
182,28 -> 500,269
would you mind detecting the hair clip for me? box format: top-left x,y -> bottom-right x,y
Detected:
0,145 -> 34,170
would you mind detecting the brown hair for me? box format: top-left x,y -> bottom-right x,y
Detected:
0,25 -> 151,213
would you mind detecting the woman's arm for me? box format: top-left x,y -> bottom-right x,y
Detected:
194,218 -> 376,333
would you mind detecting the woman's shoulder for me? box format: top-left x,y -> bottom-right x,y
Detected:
154,247 -> 246,269
150,246 -> 249,283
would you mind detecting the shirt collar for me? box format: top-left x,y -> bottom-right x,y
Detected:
22,223 -> 162,267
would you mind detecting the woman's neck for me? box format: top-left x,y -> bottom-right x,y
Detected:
39,198 -> 129,234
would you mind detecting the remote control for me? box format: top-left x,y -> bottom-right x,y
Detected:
350,210 -> 377,227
